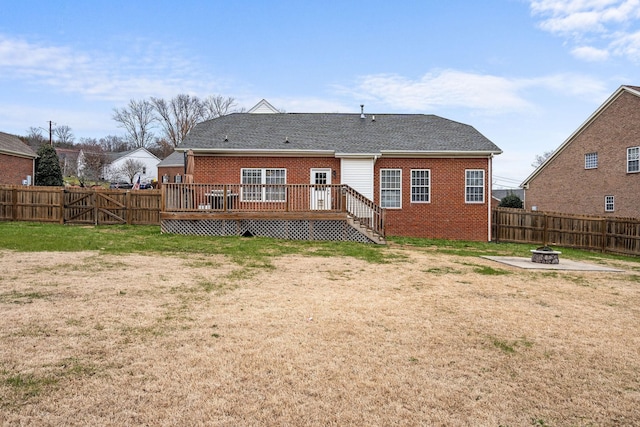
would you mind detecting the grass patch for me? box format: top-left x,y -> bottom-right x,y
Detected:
473,265 -> 510,275
4,373 -> 58,399
0,290 -> 47,304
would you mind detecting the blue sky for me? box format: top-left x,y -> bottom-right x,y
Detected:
1,0 -> 639,187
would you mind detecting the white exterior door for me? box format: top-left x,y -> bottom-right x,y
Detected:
310,169 -> 332,210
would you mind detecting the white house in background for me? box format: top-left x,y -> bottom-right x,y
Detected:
101,148 -> 160,184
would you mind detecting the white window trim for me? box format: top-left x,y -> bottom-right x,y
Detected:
585,152 -> 598,169
465,169 -> 485,204
240,168 -> 287,202
605,195 -> 615,212
380,169 -> 402,209
627,147 -> 639,173
410,169 -> 431,203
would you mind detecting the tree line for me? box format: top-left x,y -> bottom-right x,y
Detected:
20,94 -> 240,186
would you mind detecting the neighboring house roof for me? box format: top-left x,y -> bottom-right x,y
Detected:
247,99 -> 280,114
492,189 -> 524,201
178,113 -> 502,156
157,151 -> 184,167
105,147 -> 160,163
55,147 -> 80,160
0,131 -> 37,158
521,84 -> 640,187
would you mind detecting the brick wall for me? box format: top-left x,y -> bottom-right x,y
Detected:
525,90 -> 640,218
0,153 -> 34,185
193,155 -> 490,241
158,166 -> 185,186
373,158 -> 490,241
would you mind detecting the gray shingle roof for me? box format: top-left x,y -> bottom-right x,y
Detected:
179,113 -> 502,154
157,150 -> 184,167
0,131 -> 37,158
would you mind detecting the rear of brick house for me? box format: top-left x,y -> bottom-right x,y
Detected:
522,85 -> 640,218
0,132 -> 37,186
169,104 -> 502,242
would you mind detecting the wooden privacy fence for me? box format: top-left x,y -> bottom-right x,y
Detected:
0,185 -> 161,225
492,207 -> 640,256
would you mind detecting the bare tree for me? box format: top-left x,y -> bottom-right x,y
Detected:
115,159 -> 146,184
99,135 -> 129,152
531,150 -> 554,168
25,127 -> 47,149
76,138 -> 106,183
201,95 -> 242,120
151,94 -> 204,147
54,125 -> 75,146
112,99 -> 156,149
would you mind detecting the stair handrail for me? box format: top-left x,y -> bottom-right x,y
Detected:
340,185 -> 385,238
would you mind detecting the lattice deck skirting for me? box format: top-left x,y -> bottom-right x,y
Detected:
161,218 -> 379,244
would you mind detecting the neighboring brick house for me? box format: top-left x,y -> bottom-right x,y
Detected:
157,151 -> 185,186
175,105 -> 502,241
0,131 -> 37,185
522,85 -> 640,218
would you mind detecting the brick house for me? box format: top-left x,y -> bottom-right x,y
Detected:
157,151 -> 185,186
522,85 -> 640,218
0,131 -> 37,185
166,105 -> 502,242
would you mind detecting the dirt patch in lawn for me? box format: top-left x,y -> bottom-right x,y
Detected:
1,248 -> 639,426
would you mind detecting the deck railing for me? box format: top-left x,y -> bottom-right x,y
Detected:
162,183 -> 385,237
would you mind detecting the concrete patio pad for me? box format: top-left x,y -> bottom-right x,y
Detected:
481,256 -> 625,272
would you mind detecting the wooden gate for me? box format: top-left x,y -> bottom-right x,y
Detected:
64,189 -> 128,225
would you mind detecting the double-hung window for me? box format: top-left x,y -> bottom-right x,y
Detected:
585,152 -> 598,169
605,195 -> 615,212
241,168 -> 286,202
380,169 -> 401,208
627,147 -> 639,173
411,169 -> 430,203
465,170 -> 485,203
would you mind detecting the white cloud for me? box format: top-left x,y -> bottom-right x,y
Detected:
529,0 -> 640,61
571,45 -> 611,60
0,35 -> 225,103
336,70 -> 607,115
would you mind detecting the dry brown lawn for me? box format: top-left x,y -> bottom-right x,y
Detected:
1,247 -> 639,426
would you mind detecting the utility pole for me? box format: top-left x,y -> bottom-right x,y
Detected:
48,121 -> 53,145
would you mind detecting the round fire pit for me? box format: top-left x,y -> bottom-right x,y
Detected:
530,246 -> 561,264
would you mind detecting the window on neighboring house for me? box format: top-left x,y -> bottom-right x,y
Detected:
241,168 -> 286,202
380,169 -> 402,208
605,195 -> 615,212
411,169 -> 430,203
175,174 -> 182,183
627,147 -> 640,173
465,170 -> 485,203
585,152 -> 598,169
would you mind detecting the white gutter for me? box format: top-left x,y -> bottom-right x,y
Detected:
179,148 -> 335,157
380,150 -> 502,158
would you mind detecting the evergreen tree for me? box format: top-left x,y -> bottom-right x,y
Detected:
35,144 -> 64,186
499,194 -> 523,209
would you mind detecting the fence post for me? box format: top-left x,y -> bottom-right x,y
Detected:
12,188 -> 18,221
601,218 -> 607,253
542,214 -> 548,246
59,188 -> 65,224
126,190 -> 133,225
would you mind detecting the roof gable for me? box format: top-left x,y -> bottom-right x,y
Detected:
247,99 -> 280,114
521,84 -> 640,186
179,113 -> 501,156
0,131 -> 37,158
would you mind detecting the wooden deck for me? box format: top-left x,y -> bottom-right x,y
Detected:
161,183 -> 386,243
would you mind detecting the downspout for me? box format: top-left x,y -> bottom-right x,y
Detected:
488,154 -> 493,242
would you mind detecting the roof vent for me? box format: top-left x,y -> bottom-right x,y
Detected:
360,104 -> 365,119
224,135 -> 228,142
372,115 -> 376,122
284,137 -> 289,144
